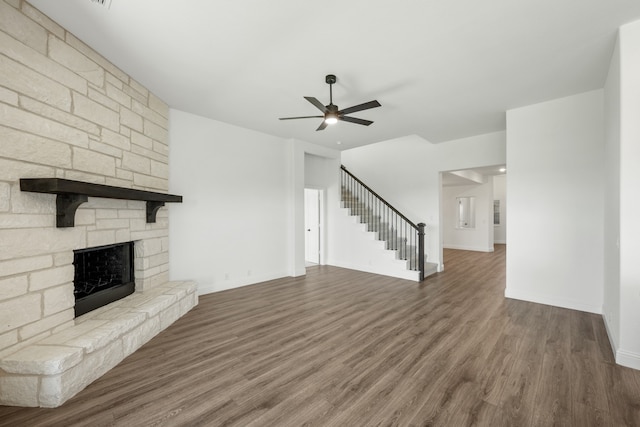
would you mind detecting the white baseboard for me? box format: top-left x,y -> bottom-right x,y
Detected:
603,311 -> 640,371
504,288 -> 602,314
443,244 -> 495,252
602,310 -> 619,353
616,349 -> 640,371
197,270 -> 288,296
326,259 -> 420,282
494,240 -> 506,244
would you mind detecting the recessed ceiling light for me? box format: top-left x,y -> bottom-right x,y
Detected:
499,167 -> 506,173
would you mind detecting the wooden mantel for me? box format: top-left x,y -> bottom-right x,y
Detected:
20,178 -> 183,228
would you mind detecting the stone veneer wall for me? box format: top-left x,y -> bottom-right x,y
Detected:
0,0 -> 173,357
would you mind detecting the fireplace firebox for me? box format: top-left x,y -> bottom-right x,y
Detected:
73,241 -> 135,317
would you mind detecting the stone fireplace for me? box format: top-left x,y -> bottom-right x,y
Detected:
0,1 -> 197,407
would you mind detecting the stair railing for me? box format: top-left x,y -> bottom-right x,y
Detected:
340,165 -> 426,280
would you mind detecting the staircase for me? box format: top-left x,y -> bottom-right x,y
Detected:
340,166 -> 438,280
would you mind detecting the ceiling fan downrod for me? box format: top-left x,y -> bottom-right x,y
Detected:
326,74 -> 336,106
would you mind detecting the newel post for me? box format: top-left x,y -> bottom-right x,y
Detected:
418,222 -> 426,281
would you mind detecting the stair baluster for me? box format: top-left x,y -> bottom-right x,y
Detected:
340,165 -> 427,280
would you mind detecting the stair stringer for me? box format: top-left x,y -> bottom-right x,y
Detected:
327,208 -> 421,281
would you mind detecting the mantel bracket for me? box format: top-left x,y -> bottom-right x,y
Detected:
56,194 -> 88,228
57,197 -> 167,227
146,201 -> 165,223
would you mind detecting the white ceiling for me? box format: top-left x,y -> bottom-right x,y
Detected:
30,0 -> 640,150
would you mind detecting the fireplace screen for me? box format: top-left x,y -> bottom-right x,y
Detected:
73,241 -> 134,317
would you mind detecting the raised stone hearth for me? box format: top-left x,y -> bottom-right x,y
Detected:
0,281 -> 197,407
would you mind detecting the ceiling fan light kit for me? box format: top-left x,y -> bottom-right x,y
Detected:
279,74 -> 381,131
325,114 -> 338,125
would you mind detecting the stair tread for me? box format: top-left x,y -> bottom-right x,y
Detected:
341,182 -> 427,279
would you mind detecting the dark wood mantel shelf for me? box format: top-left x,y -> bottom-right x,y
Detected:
20,178 -> 183,228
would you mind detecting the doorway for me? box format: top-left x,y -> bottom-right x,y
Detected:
439,165 -> 506,270
304,188 -> 321,266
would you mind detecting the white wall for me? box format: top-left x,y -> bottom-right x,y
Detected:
305,153 -> 332,189
617,20 -> 640,369
505,89 -> 604,314
169,109 -> 292,294
603,32 -> 621,354
442,180 -> 494,252
168,110 -> 343,294
493,174 -> 507,244
340,131 -> 506,271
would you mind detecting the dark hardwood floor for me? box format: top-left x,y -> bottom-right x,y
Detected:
2,245 -> 639,426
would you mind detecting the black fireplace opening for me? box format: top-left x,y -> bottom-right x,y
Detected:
73,241 -> 135,317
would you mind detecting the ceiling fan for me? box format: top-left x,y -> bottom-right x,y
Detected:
279,74 -> 381,131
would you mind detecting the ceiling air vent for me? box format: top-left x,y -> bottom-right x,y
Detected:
90,0 -> 112,8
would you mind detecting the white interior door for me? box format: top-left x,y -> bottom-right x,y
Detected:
304,188 -> 320,264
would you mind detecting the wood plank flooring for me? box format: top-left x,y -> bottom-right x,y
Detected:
2,245 -> 640,426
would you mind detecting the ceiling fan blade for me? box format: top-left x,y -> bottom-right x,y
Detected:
304,96 -> 328,113
340,116 -> 374,126
279,115 -> 324,120
316,120 -> 328,131
339,100 -> 381,115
